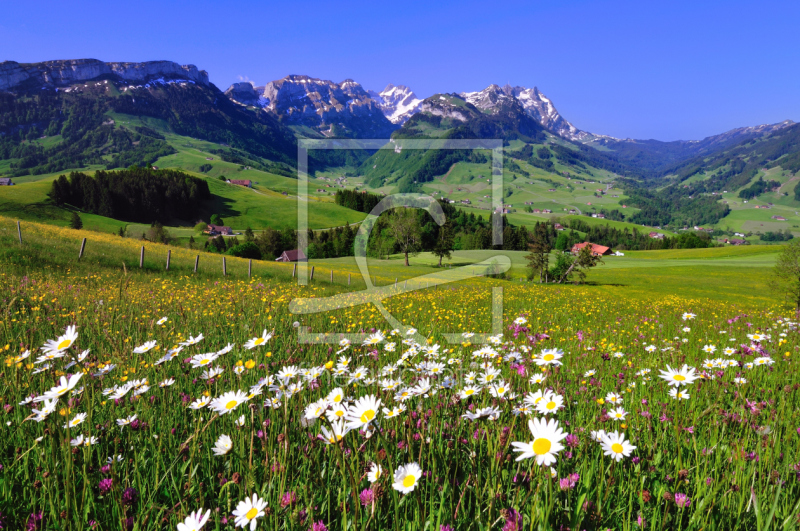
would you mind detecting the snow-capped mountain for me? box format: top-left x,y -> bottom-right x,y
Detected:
460,84 -> 588,141
367,84 -> 423,125
224,75 -> 396,138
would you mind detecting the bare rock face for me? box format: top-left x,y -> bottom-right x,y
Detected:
0,59 -> 210,91
461,84 -> 587,141
255,75 -> 396,137
224,82 -> 263,106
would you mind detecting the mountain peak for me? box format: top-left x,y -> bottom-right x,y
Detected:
368,84 -> 422,124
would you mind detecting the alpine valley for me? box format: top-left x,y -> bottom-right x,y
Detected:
2,58 -> 799,251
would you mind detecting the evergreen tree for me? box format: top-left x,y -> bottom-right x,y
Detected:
69,211 -> 83,230
432,220 -> 455,267
526,222 -> 553,282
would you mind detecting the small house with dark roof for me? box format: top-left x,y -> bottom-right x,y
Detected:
275,249 -> 307,262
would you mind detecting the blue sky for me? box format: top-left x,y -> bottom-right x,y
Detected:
2,0 -> 798,141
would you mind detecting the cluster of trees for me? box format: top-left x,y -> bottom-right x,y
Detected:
48,167 -> 211,223
333,189 -> 384,213
738,177 -> 780,199
561,218 -> 713,250
760,230 -> 794,242
623,184 -> 730,228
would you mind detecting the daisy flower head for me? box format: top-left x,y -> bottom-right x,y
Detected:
529,374 -> 547,385
511,417 -> 568,466
534,348 -> 564,367
304,399 -> 328,420
190,352 -> 219,368
189,396 -> 212,410
41,325 -> 78,355
213,434 -> 233,456
459,386 -> 482,400
682,313 -> 696,321
658,364 -> 700,387
605,392 -> 623,404
181,334 -> 204,346
345,395 -> 382,429
723,347 -> 736,356
64,412 -> 87,429
160,378 -> 175,388
244,329 -> 273,350
177,509 -> 211,531
734,377 -> 747,385
392,462 -> 423,494
156,317 -> 168,325
668,388 -> 690,400
702,345 -> 717,354
645,345 -> 657,353
233,493 -> 267,530
368,463 -> 383,483
607,407 -> 628,421
514,316 -> 528,325
584,370 -> 596,377
600,431 -> 636,461
382,405 -> 406,418
320,418 -> 350,444
363,331 -> 385,347
489,381 -> 511,399
116,415 -> 137,429
747,332 -> 769,342
133,340 -> 157,354
535,392 -> 564,415
36,373 -> 83,402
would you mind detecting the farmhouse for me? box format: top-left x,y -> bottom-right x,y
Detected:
772,215 -> 787,221
571,242 -> 612,256
649,232 -> 665,239
229,179 -> 252,188
725,238 -> 748,245
0,178 -> 14,186
275,249 -> 307,262
205,224 -> 233,236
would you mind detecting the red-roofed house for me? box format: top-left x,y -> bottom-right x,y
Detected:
229,179 -> 252,188
275,249 -> 308,262
571,242 -> 612,256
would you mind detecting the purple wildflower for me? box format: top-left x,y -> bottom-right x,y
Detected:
98,478 -> 113,494
675,493 -> 691,508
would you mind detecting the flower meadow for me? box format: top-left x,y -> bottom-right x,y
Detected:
1,270 -> 800,531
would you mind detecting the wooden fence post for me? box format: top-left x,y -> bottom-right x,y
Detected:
166,250 -> 171,271
17,221 -> 22,244
330,270 -> 333,283
139,246 -> 145,268
78,238 -> 87,260
348,273 -> 351,286
310,266 -> 315,280
292,263 -> 297,278
222,257 -> 227,276
194,255 -> 199,273
248,259 -> 252,278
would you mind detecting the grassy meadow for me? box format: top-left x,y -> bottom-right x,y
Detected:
1,216 -> 799,530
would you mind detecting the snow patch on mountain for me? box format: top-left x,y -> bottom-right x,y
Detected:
368,84 -> 422,124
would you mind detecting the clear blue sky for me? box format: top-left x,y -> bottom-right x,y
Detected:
2,0 -> 798,141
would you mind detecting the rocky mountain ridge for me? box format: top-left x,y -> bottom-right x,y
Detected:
0,59 -> 210,92
367,84 -> 422,124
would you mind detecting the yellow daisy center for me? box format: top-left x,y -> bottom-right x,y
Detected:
57,339 -> 71,350
245,508 -> 258,520
465,390 -> 474,395
360,409 -> 376,423
533,438 -> 552,455
498,387 -> 505,394
225,400 -> 238,410
403,475 -> 416,488
543,354 -> 554,361
335,410 -> 344,417
673,375 -> 686,381
200,359 -> 211,365
546,401 -> 556,410
254,338 -> 264,346
611,443 -> 624,453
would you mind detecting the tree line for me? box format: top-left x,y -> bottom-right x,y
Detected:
48,167 -> 211,223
